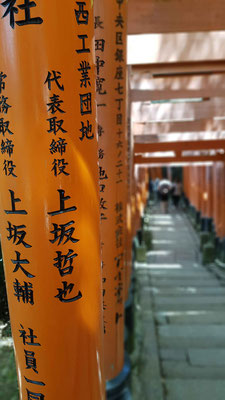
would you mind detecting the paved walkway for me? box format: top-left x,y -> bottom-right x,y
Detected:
132,209 -> 225,400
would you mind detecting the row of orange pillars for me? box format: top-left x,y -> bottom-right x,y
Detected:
136,162 -> 225,265
183,163 -> 225,263
0,1 -> 150,399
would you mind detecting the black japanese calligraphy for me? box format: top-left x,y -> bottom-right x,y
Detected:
76,34 -> 90,54
115,13 -> 124,28
78,61 -> 91,88
116,32 -> 123,45
49,138 -> 67,155
48,189 -> 76,216
50,221 -> 79,245
1,0 -> 43,29
13,279 -> 34,304
53,249 -> 77,277
95,39 -> 105,52
3,159 -> 17,177
25,377 -> 45,386
114,66 -> 123,80
47,117 -> 67,135
11,251 -> 35,278
1,138 -> 14,157
115,49 -> 124,62
96,56 -> 105,75
96,77 -> 106,95
94,15 -> 103,29
0,95 -> 11,114
0,117 -> 13,136
47,95 -> 65,114
44,70 -> 64,91
79,93 -> 92,115
51,159 -> 69,177
25,349 -> 38,373
116,0 -> 124,9
19,325 -> 40,346
0,72 -> 6,94
79,120 -> 93,141
7,222 -> 32,248
98,148 -> 104,160
97,124 -> 104,137
55,281 -> 82,303
4,190 -> 27,215
26,389 -> 44,400
74,1 -> 88,25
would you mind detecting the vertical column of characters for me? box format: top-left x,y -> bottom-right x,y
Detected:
94,13 -> 108,336
125,86 -> 132,299
45,71 -> 68,177
4,177 -> 47,399
44,70 -> 82,304
113,0 -> 127,363
73,4 -> 105,397
5,188 -> 47,397
0,2 -> 47,399
75,2 -> 94,141
0,73 -> 16,178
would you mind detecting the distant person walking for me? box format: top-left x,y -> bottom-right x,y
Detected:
158,179 -> 172,213
172,180 -> 183,208
153,177 -> 160,203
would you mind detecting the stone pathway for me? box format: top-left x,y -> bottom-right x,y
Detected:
132,210 -> 225,400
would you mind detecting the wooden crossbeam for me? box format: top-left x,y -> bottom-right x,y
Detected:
134,140 -> 225,154
134,154 -> 225,165
134,134 -> 225,144
128,0 -> 225,34
130,73 -> 225,93
133,120 -> 225,135
132,97 -> 225,123
130,60 -> 225,76
131,89 -> 225,103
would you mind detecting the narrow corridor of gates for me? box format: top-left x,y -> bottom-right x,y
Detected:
132,206 -> 225,400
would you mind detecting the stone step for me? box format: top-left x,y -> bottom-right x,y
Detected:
152,287 -> 225,296
156,311 -> 225,325
166,380 -> 225,400
154,296 -> 225,308
151,279 -> 219,287
150,273 -> 212,280
156,304 -> 225,312
163,361 -> 225,379
158,324 -> 225,348
188,349 -> 225,367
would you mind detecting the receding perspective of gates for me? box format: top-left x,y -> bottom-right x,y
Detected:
1,1 -> 225,400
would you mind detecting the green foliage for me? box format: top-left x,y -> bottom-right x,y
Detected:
0,346 -> 18,400
2,322 -> 12,337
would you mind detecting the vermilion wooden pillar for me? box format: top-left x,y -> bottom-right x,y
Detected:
94,0 -> 128,383
197,166 -> 202,213
212,163 -> 220,236
183,167 -> 188,199
205,165 -> 213,219
189,166 -> 194,207
0,2 -> 105,399
191,166 -> 197,210
196,166 -> 202,213
220,163 -> 225,237
186,166 -> 191,201
217,162 -> 225,238
200,166 -> 207,217
125,65 -> 133,300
